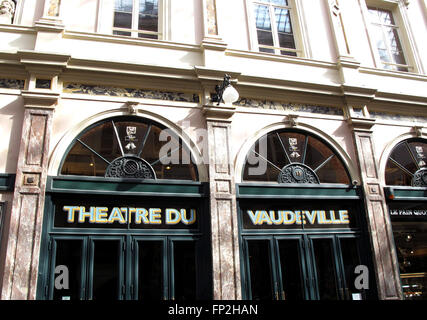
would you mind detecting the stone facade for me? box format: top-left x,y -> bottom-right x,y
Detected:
0,0 -> 426,301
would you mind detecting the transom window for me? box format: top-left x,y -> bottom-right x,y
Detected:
60,117 -> 198,181
113,0 -> 160,39
243,130 -> 350,184
367,7 -> 409,72
385,139 -> 427,187
252,0 -> 298,56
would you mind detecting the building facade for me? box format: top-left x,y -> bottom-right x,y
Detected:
0,0 -> 426,300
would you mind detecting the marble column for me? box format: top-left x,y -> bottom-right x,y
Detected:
203,101 -> 241,300
1,91 -> 59,300
347,109 -> 403,300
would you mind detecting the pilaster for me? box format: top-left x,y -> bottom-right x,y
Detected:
1,91 -> 58,300
202,97 -> 241,300
346,100 -> 403,300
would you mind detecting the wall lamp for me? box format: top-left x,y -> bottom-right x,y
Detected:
212,74 -> 239,105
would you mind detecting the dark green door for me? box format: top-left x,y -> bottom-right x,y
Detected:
243,234 -> 363,300
46,235 -> 200,300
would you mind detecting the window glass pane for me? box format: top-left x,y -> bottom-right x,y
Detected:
390,143 -> 418,175
60,118 -> 199,181
408,142 -> 427,169
278,33 -> 296,50
340,238 -> 363,300
368,8 -> 380,24
275,8 -> 292,33
304,136 -> 333,170
316,156 -> 350,184
92,240 -> 121,300
385,160 -> 412,186
254,5 -> 271,31
173,241 -> 197,300
114,0 -> 133,29
277,239 -> 305,300
137,241 -> 163,300
372,25 -> 386,49
312,238 -> 339,300
138,0 -> 158,34
247,240 -> 274,300
278,132 -> 305,163
257,30 -> 274,47
53,240 -> 83,300
378,9 -> 393,25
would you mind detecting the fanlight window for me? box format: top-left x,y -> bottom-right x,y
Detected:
385,139 -> 427,187
60,117 -> 198,181
243,130 -> 350,184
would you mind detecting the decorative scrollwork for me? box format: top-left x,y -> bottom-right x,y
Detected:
412,168 -> 427,187
278,164 -> 320,184
105,156 -> 156,180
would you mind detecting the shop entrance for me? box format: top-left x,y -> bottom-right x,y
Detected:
48,235 -> 201,300
243,234 -> 361,300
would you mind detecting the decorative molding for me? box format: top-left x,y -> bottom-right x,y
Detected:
0,78 -> 24,89
234,97 -> 344,116
63,83 -> 200,103
370,112 -> 427,123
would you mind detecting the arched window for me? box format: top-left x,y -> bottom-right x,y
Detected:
385,138 -> 427,187
60,117 -> 198,181
243,129 -> 350,184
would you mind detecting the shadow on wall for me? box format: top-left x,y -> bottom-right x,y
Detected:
0,97 -> 24,174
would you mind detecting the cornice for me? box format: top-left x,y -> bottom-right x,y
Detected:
21,90 -> 60,109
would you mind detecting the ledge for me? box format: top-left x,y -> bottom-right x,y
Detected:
384,186 -> 427,201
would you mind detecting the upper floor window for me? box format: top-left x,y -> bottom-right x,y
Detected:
113,0 -> 159,39
367,7 -> 409,72
251,0 -> 298,56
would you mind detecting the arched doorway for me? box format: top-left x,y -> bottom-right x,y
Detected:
238,128 -> 375,300
385,138 -> 427,300
37,116 -> 211,300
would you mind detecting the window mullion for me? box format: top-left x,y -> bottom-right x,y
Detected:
132,0 -> 139,37
270,5 -> 280,55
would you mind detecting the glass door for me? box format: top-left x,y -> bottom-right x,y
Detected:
243,234 -> 363,300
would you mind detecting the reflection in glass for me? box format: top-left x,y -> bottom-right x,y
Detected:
92,240 -> 121,300
137,241 -> 163,300
368,7 -> 408,71
247,240 -> 274,300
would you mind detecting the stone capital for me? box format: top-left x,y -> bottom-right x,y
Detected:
202,104 -> 236,122
21,90 -> 60,109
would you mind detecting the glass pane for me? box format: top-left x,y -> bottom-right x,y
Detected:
277,239 -> 304,300
385,159 -> 413,186
312,238 -> 339,300
278,132 -> 305,163
137,241 -> 163,300
378,9 -> 394,25
340,238 -> 363,300
173,241 -> 197,300
372,25 -> 386,49
247,240 -> 274,300
392,222 -> 427,300
138,0 -> 158,34
316,156 -> 350,184
305,136 -> 333,170
408,142 -> 427,169
275,8 -> 292,34
278,33 -> 296,50
114,0 -> 133,30
257,30 -> 274,47
390,143 -> 418,175
92,240 -> 121,300
254,5 -> 271,31
60,118 -> 198,181
53,240 -> 83,300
